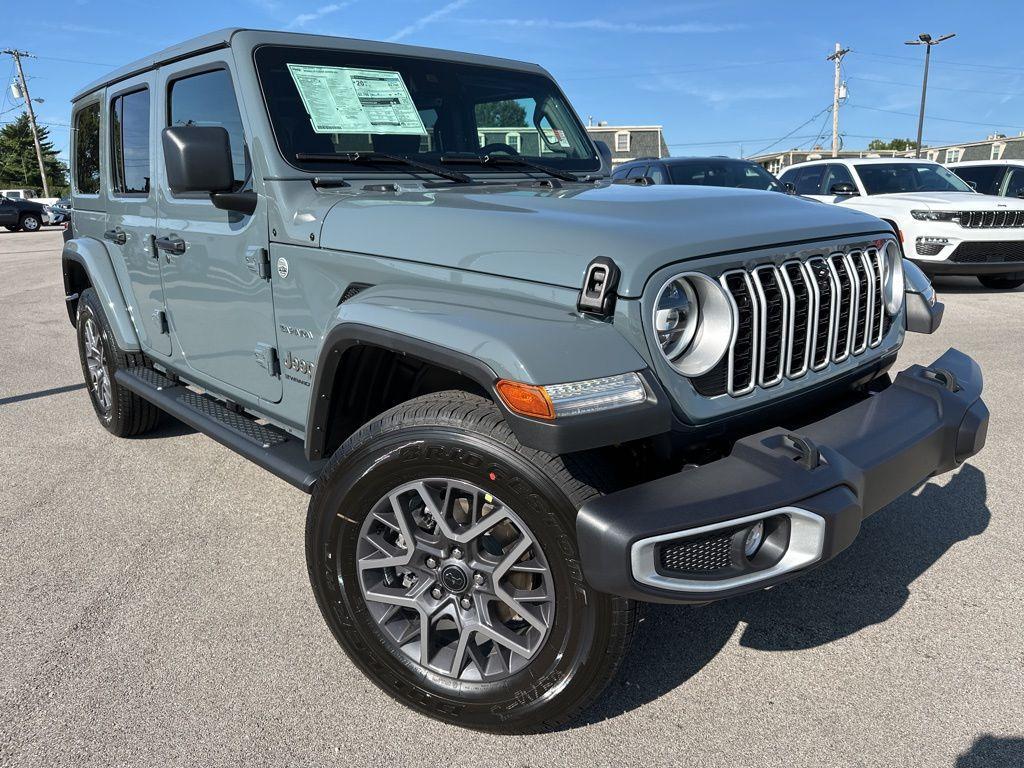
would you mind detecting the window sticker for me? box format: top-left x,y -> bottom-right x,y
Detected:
286,64 -> 427,136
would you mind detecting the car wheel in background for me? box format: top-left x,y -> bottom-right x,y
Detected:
19,213 -> 42,232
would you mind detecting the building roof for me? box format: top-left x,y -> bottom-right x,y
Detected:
72,28 -> 549,102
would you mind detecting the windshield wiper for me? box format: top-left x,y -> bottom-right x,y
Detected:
294,151 -> 472,184
441,152 -> 581,184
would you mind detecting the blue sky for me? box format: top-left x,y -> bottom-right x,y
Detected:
3,0 -> 1024,163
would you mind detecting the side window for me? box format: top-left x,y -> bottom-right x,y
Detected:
1003,168 -> 1024,199
611,167 -> 629,180
822,164 -> 855,193
626,165 -> 647,179
647,164 -> 668,184
793,165 -> 825,195
954,165 -> 1003,196
110,89 -> 151,195
168,69 -> 249,187
73,102 -> 101,195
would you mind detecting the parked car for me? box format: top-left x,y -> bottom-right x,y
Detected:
948,159 -> 1024,200
0,194 -> 47,232
48,197 -> 72,225
612,156 -> 788,192
779,158 -> 1024,289
63,28 -> 987,733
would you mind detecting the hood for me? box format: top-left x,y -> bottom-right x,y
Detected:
859,191 -> 1024,211
317,182 -> 889,297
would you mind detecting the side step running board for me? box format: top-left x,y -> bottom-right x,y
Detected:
116,367 -> 325,493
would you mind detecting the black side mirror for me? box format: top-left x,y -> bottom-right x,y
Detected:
965,180 -> 978,191
162,126 -> 256,215
829,182 -> 858,196
1017,190 -> 1024,199
784,181 -> 796,194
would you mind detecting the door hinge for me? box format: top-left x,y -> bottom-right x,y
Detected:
254,342 -> 280,377
245,247 -> 272,280
152,308 -> 169,334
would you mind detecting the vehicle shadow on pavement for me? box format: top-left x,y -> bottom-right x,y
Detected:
954,735 -> 1024,768
134,415 -> 197,439
932,277 -> 1023,295
574,464 -> 990,726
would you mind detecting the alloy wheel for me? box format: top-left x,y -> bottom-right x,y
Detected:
83,317 -> 112,414
355,478 -> 554,682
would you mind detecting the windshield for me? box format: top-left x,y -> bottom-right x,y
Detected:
668,159 -> 784,192
855,162 -> 974,195
254,45 -> 599,176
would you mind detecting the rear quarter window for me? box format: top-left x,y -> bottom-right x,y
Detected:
73,102 -> 102,195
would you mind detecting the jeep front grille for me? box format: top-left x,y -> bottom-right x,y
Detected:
957,210 -> 1024,229
692,248 -> 888,398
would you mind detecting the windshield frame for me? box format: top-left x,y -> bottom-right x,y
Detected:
853,161 -> 975,196
252,43 -> 600,179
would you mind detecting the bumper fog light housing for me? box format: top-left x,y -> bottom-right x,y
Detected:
742,520 -> 765,558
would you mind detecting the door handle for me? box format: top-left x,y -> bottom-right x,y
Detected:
154,235 -> 186,255
103,228 -> 127,245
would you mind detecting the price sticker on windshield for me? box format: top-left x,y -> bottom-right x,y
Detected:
286,63 -> 428,136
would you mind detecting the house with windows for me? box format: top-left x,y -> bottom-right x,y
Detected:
751,133 -> 1024,175
918,133 -> 1024,165
584,124 -> 669,168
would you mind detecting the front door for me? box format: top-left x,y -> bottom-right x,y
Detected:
0,196 -> 17,228
154,57 -> 281,402
105,73 -> 170,356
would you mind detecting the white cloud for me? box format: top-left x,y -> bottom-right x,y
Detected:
289,2 -> 352,28
638,76 -> 803,106
388,0 -> 472,42
456,17 -> 740,34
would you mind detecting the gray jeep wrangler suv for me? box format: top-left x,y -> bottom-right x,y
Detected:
63,28 -> 988,732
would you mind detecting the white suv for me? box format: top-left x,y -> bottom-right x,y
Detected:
779,158 -> 1024,289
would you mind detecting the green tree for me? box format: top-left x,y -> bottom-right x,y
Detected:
867,138 -> 917,152
0,113 -> 68,195
475,100 -> 527,128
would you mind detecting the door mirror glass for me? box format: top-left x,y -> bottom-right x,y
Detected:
829,182 -> 858,195
161,126 -> 235,194
783,181 -> 796,194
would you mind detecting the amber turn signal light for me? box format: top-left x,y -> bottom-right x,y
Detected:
495,380 -> 555,420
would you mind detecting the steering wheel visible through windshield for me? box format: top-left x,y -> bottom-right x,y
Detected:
254,45 -> 600,177
854,162 -> 974,195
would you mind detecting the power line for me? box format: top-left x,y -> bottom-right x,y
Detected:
745,104 -> 834,158
848,75 -> 1022,98
855,50 -> 1024,74
29,54 -> 117,67
847,103 -> 1024,132
560,57 -> 809,82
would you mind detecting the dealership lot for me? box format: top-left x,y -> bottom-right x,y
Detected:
0,229 -> 1021,767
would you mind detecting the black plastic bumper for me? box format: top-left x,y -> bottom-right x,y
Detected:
915,259 -> 1024,277
577,348 -> 988,604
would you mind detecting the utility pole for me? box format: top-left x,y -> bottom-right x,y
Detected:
2,49 -> 49,197
905,33 -> 956,158
826,43 -> 850,158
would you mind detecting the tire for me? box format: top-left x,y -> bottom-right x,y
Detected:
19,213 -> 41,232
75,288 -> 161,437
977,274 -> 1024,290
3,225 -> 17,232
306,391 -> 636,733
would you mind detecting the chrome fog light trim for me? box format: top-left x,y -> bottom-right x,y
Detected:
630,507 -> 826,594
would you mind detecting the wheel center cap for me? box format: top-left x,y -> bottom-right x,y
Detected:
440,563 -> 470,594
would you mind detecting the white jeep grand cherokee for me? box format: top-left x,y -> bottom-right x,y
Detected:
779,157 -> 1024,289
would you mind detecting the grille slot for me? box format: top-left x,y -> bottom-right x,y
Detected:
950,241 -> 1024,263
703,248 -> 887,398
958,210 -> 1024,228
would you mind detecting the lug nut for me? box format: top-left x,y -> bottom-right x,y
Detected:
431,587 -> 443,600
473,572 -> 485,586
460,597 -> 472,610
425,557 -> 438,569
451,547 -> 463,560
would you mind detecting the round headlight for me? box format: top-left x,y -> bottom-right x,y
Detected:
882,240 -> 905,315
652,272 -> 733,377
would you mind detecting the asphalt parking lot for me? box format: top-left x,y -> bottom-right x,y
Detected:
0,228 -> 1021,767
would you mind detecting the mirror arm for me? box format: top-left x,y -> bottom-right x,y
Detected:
210,191 -> 257,215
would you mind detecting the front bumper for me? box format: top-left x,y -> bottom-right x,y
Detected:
577,348 -> 988,603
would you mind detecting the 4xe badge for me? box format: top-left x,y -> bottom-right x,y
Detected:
276,257 -> 289,279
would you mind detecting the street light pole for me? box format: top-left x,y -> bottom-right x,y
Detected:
2,49 -> 50,197
905,33 -> 956,159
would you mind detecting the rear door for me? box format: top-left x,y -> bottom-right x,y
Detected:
0,196 -> 17,227
105,74 -> 170,356
154,57 -> 281,402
